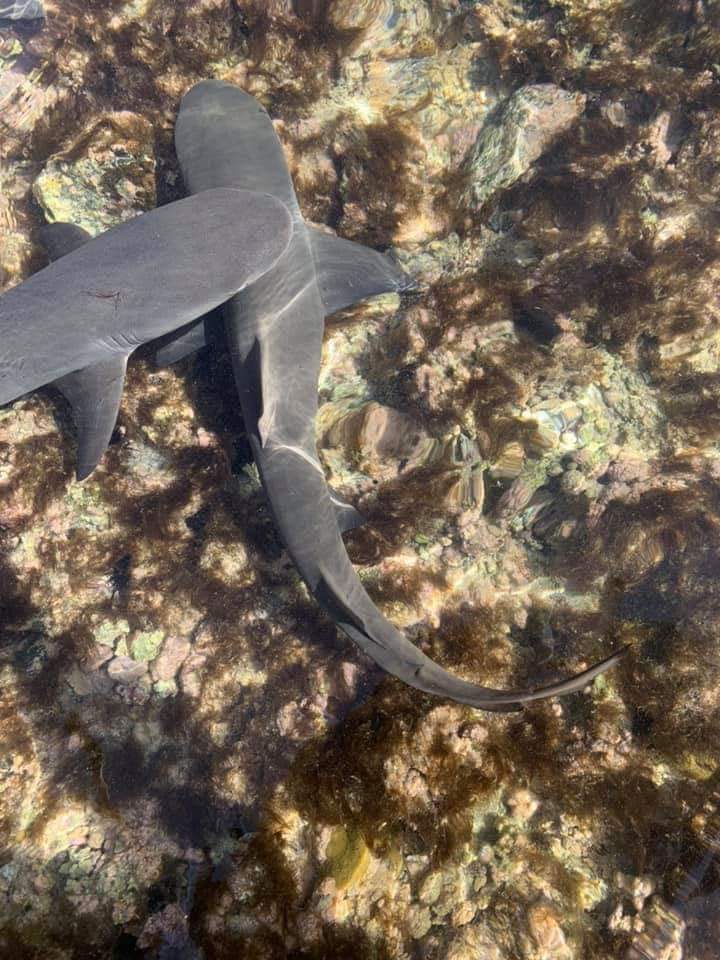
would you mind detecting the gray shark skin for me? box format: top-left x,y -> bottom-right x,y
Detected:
0,188 -> 292,478
39,221 -> 91,261
39,222 -> 129,481
174,80 -> 625,712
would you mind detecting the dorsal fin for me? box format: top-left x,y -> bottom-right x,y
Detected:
54,357 -> 127,480
308,226 -> 412,317
41,221 -> 126,480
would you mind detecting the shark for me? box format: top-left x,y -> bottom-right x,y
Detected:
165,79 -> 625,712
0,188 -> 292,478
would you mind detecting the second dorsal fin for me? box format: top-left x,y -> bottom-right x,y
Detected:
41,221 -> 126,480
328,484 -> 366,534
308,226 -> 412,317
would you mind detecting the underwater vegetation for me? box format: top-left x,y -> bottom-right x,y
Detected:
2,0 -> 720,957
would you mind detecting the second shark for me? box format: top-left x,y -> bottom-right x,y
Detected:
169,80 -> 625,712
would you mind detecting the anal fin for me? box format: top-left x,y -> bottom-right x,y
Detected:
308,226 -> 413,317
55,357 -> 127,480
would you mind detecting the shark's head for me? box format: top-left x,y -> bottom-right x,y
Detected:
179,80 -> 269,132
175,81 -> 299,214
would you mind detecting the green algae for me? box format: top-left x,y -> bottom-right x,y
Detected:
63,482 -> 112,532
130,629 -> 164,663
94,619 -> 130,649
153,678 -> 177,697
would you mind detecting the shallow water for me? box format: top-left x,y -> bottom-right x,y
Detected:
2,1 -> 720,958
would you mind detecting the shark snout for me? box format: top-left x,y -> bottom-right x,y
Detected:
180,79 -> 264,119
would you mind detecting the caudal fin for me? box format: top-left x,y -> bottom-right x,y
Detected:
316,567 -> 627,712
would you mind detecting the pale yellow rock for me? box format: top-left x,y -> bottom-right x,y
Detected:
325,827 -> 371,890
507,788 -> 540,822
527,902 -> 572,960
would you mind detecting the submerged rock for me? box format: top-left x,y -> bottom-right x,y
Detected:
107,655 -> 148,684
463,84 -> 586,209
326,0 -> 393,34
324,400 -> 432,472
150,634 -> 191,683
526,902 -> 572,960
0,1 -> 44,19
33,112 -> 156,234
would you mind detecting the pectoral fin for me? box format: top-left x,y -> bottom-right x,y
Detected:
308,226 -> 413,317
41,221 -> 126,480
155,228 -> 413,365
54,359 -> 127,480
39,222 -> 92,259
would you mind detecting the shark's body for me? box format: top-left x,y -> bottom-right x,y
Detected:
0,188 -> 292,477
171,80 -> 623,711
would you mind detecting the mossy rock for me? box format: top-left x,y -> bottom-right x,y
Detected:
326,826 -> 370,890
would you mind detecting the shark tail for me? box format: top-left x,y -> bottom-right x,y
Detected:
240,412 -> 625,712
246,431 -> 626,714
314,567 -> 626,712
